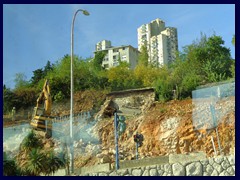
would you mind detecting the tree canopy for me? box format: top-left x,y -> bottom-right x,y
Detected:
3,33 -> 235,113
138,43 -> 149,66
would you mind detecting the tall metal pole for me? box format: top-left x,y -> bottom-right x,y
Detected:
114,112 -> 119,170
136,142 -> 138,160
70,9 -> 89,174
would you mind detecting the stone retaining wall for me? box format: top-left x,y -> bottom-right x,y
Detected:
112,88 -> 155,116
94,87 -> 155,119
78,154 -> 235,176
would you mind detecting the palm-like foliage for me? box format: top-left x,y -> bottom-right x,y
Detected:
3,152 -> 21,176
16,130 -> 43,175
44,150 -> 65,176
15,131 -> 66,176
21,148 -> 46,176
19,130 -> 42,152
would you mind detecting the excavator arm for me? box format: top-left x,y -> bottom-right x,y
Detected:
31,79 -> 53,138
36,79 -> 52,116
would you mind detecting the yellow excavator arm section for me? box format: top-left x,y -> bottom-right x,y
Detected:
36,79 -> 52,116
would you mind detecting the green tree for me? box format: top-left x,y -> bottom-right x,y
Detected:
138,43 -> 149,66
181,34 -> 232,83
170,54 -> 202,99
43,60 -> 53,76
107,63 -> 138,91
14,73 -> 29,89
13,87 -> 37,110
46,55 -> 71,99
202,35 -> 232,82
31,68 -> 44,86
92,51 -> 106,71
134,64 -> 161,87
74,59 -> 95,90
3,85 -> 15,114
153,66 -> 174,102
179,72 -> 201,98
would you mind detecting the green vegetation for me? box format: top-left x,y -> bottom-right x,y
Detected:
3,131 -> 65,176
138,43 -> 149,66
3,33 -> 235,113
3,152 -> 21,176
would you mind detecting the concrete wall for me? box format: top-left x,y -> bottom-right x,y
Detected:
77,153 -> 235,176
107,87 -> 155,116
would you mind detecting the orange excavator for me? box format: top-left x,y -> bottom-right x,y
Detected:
30,79 -> 53,138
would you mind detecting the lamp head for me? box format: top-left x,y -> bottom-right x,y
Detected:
82,10 -> 90,16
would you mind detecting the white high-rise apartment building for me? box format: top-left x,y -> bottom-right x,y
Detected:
95,40 -> 112,51
95,40 -> 139,69
137,18 -> 178,66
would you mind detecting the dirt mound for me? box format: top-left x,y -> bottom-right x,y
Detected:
51,89 -> 107,117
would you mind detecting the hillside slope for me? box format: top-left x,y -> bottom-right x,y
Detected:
3,90 -> 235,168
91,98 -> 235,162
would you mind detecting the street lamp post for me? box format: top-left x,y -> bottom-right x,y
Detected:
70,9 -> 89,174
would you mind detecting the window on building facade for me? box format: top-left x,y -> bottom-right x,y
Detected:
142,34 -> 147,39
121,55 -> 127,60
113,55 -> 117,60
103,57 -> 108,61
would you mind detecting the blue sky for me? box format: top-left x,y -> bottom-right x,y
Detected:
3,4 -> 235,89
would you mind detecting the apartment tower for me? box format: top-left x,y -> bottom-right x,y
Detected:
137,18 -> 178,66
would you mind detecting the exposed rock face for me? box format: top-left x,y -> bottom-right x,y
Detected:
94,99 -> 119,120
49,92 -> 234,170
99,154 -> 111,164
26,89 -> 234,170
5,88 -> 235,174
90,97 -> 235,163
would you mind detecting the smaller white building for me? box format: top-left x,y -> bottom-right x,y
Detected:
94,40 -> 139,69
